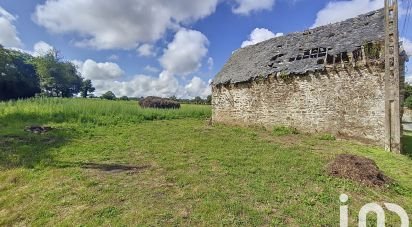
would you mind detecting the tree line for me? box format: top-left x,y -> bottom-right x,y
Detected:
0,45 -> 95,101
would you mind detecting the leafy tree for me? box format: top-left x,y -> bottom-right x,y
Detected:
32,50 -> 82,97
405,82 -> 412,100
80,79 -> 95,98
0,47 -> 40,100
119,96 -> 129,101
194,96 -> 203,104
101,91 -> 116,100
206,95 -> 212,105
405,96 -> 412,109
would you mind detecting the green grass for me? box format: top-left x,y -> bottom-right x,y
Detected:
0,98 -> 411,226
272,125 -> 298,136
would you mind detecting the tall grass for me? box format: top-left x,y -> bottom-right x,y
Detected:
0,98 -> 211,126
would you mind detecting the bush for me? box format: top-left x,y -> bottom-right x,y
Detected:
139,96 -> 181,109
405,96 -> 412,109
317,134 -> 336,141
272,126 -> 298,136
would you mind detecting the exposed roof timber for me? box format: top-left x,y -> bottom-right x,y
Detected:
213,9 -> 386,85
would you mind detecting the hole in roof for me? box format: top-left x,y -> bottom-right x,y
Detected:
366,12 -> 376,17
317,59 -> 325,64
342,52 -> 350,63
271,54 -> 285,61
277,45 -> 283,48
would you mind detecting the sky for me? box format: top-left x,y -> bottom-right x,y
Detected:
0,0 -> 411,98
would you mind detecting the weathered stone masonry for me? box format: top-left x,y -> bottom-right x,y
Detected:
212,65 -> 386,144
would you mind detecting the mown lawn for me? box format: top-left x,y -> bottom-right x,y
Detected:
0,98 -> 411,226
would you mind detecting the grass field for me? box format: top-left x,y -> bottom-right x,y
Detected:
0,98 -> 411,226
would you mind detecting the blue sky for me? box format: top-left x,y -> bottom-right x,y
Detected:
0,0 -> 411,98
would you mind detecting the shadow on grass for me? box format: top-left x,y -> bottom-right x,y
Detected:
402,131 -> 412,158
0,112 -> 75,169
52,161 -> 151,173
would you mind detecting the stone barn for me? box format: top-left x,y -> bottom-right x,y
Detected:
212,9 -> 408,152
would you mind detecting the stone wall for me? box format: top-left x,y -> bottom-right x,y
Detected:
212,65 -> 386,145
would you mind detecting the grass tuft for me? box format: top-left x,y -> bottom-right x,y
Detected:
272,125 -> 298,136
316,134 -> 336,141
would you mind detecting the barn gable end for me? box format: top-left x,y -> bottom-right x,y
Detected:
212,8 -> 407,151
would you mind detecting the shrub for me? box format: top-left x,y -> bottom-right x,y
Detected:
272,126 -> 298,136
139,96 -> 181,109
317,134 -> 336,141
405,96 -> 412,109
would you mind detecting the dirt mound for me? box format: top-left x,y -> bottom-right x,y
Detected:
327,154 -> 392,187
25,125 -> 53,134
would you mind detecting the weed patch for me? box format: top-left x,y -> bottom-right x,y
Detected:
272,126 -> 298,136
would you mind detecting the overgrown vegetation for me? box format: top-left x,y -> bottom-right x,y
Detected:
364,42 -> 382,59
316,133 -> 336,141
0,99 -> 411,226
0,98 -> 210,126
272,125 -> 298,136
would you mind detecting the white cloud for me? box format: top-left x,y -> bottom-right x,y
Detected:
144,65 -> 161,73
0,7 -> 22,48
92,71 -> 179,97
92,70 -> 211,98
312,0 -> 383,28
33,0 -> 218,49
232,0 -> 275,15
74,59 -> 124,80
401,37 -> 412,56
108,54 -> 119,61
160,29 -> 209,75
241,28 -> 283,48
185,76 -> 211,98
33,41 -> 54,56
207,57 -> 214,70
137,44 -> 156,57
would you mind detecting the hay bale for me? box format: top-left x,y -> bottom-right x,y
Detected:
139,96 -> 180,109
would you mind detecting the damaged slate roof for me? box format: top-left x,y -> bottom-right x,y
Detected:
213,8 -> 385,85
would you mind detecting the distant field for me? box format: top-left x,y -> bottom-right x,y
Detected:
0,98 -> 411,226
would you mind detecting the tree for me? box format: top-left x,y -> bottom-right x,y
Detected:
119,96 -> 129,101
0,47 -> 40,100
405,96 -> 412,109
194,96 -> 203,104
206,95 -> 212,105
101,91 -> 116,100
405,82 -> 412,100
31,50 -> 83,97
80,79 -> 95,98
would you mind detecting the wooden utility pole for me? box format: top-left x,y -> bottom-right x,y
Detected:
384,0 -> 402,153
